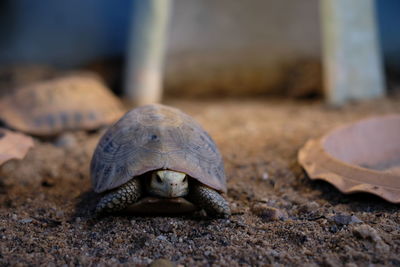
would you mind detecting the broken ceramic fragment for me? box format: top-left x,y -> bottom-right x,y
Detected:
298,114 -> 400,203
0,128 -> 34,165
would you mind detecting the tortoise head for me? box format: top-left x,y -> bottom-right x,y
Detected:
146,170 -> 189,198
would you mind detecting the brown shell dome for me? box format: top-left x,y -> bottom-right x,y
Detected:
91,104 -> 226,193
0,72 -> 124,136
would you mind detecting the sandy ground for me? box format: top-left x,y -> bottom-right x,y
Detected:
0,97 -> 399,266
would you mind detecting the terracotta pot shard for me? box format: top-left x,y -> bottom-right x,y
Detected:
298,114 -> 400,203
0,128 -> 34,165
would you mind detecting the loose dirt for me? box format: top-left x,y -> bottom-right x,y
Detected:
0,97 -> 399,266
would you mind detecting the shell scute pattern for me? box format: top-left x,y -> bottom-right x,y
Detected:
91,104 -> 226,193
0,73 -> 124,135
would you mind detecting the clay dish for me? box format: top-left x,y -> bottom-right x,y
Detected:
298,114 -> 400,203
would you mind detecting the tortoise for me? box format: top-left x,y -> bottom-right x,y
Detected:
0,64 -> 59,97
0,72 -> 124,136
91,104 -> 230,217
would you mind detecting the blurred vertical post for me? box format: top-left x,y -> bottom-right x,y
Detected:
124,0 -> 173,106
321,0 -> 384,105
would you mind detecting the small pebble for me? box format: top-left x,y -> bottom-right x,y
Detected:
322,255 -> 341,267
19,218 -> 33,224
353,224 -> 382,243
156,235 -> 168,241
55,210 -> 64,218
149,258 -> 175,267
305,201 -> 320,211
330,214 -> 362,225
353,224 -> 390,253
267,249 -> 280,258
329,225 -> 339,233
251,203 -> 287,222
54,133 -> 77,148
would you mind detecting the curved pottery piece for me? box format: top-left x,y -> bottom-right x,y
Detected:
0,128 -> 34,165
298,114 -> 400,203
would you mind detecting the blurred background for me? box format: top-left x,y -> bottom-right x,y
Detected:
0,0 -> 399,101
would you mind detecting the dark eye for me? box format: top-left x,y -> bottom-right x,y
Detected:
156,175 -> 163,183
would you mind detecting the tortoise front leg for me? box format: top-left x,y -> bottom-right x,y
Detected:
188,184 -> 231,218
96,178 -> 142,214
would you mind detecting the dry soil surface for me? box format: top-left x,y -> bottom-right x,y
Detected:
0,98 -> 400,266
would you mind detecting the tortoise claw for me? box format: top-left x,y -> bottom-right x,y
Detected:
95,178 -> 142,214
188,184 -> 231,218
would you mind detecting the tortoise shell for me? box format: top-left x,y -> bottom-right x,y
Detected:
91,104 -> 226,194
0,72 -> 124,136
